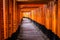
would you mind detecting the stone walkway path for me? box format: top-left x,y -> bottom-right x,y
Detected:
16,18 -> 49,40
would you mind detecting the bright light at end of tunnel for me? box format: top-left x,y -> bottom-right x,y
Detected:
23,12 -> 31,17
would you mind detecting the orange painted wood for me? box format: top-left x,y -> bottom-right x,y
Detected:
36,8 -> 40,23
52,4 -> 57,34
17,5 -> 21,25
57,0 -> 60,38
8,0 -> 13,37
12,0 -> 18,34
34,9 -> 37,21
16,3 -> 59,38
3,0 -> 9,39
3,3 -> 59,39
45,8 -> 50,29
0,0 -> 4,40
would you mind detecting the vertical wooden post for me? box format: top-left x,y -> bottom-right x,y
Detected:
39,7 -> 42,24
3,0 -> 9,39
45,4 -> 50,29
52,2 -> 57,34
57,0 -> 60,38
0,0 -> 4,40
13,0 -> 17,33
8,0 -> 13,37
17,4 -> 20,27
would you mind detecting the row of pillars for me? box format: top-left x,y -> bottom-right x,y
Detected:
3,0 -> 19,39
17,0 -> 58,38
0,0 -> 60,40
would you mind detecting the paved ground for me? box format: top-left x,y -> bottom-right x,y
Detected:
16,18 -> 49,40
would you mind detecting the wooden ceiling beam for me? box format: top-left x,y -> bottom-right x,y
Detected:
16,0 -> 53,4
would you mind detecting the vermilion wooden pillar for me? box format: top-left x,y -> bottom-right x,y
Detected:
0,0 -> 4,40
3,0 -> 18,39
38,7 -> 42,24
17,4 -> 21,26
36,8 -> 40,23
3,0 -> 9,39
13,0 -> 18,33
57,0 -> 60,38
52,3 -> 57,34
34,9 -> 37,22
8,0 -> 13,37
39,6 -> 44,25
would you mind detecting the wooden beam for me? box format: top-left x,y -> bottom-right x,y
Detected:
16,0 -> 53,4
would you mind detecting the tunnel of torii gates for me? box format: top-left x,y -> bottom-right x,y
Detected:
0,0 -> 60,40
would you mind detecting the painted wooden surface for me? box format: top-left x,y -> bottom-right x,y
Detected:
18,3 -> 58,37
57,0 -> 60,38
3,0 -> 9,39
2,0 -> 60,40
0,0 -> 4,40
